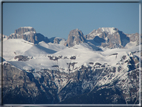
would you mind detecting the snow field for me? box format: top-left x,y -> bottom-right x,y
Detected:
2,39 -> 33,60
2,39 -> 140,79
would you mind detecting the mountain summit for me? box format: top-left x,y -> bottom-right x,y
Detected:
8,27 -> 50,44
64,29 -> 86,47
15,27 -> 36,35
85,27 -> 130,48
5,27 -> 139,48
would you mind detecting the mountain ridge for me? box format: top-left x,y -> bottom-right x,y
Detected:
1,26 -> 141,104
3,26 -> 140,49
7,27 -> 50,44
64,28 -> 86,47
85,27 -> 131,48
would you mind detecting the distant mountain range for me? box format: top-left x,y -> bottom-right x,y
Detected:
1,27 -> 141,105
2,26 -> 140,48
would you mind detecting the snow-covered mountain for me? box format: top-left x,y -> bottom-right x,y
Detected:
4,27 -> 140,48
1,27 -> 141,104
85,27 -> 133,48
7,27 -> 50,44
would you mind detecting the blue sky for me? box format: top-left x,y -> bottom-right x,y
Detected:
2,2 -> 139,39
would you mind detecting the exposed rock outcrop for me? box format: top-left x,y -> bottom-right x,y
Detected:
2,50 -> 140,104
64,29 -> 86,47
8,27 -> 50,44
49,37 -> 66,45
15,27 -> 35,35
126,33 -> 140,45
2,63 -> 59,104
14,55 -> 29,61
85,27 -> 130,48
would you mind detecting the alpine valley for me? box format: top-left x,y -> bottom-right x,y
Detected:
0,27 -> 141,104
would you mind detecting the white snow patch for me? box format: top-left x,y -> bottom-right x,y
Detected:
39,41 -> 66,51
23,31 -> 36,35
2,39 -> 33,60
23,66 -> 33,71
2,38 -> 140,75
101,27 -> 116,34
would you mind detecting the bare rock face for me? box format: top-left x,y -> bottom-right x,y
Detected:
64,29 -> 86,47
8,27 -> 50,44
54,38 -> 63,44
126,33 -> 140,45
53,37 -> 66,45
49,37 -> 66,45
2,51 -> 140,104
85,27 -> 130,48
14,55 -> 29,61
2,63 -> 59,104
15,27 -> 36,35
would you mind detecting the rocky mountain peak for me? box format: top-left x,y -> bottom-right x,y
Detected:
15,26 -> 36,35
85,27 -> 130,48
8,27 -> 49,44
64,28 -> 86,47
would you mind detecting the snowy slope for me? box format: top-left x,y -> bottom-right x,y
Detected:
38,41 -> 66,51
2,39 -> 33,60
23,44 -> 57,56
2,36 -> 141,104
3,38 -> 140,75
101,27 -> 116,34
2,39 -> 66,59
124,41 -> 138,49
2,27 -> 141,104
87,27 -> 117,40
2,38 -> 140,76
2,39 -> 67,72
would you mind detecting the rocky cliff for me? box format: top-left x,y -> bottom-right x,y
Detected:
2,63 -> 59,104
8,27 -> 50,44
64,29 -> 86,47
126,33 -> 140,45
49,37 -> 66,45
85,27 -> 130,48
2,50 -> 140,104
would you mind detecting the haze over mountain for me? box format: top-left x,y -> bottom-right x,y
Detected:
1,26 -> 141,104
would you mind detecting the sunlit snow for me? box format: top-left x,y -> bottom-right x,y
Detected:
1,39 -> 140,79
